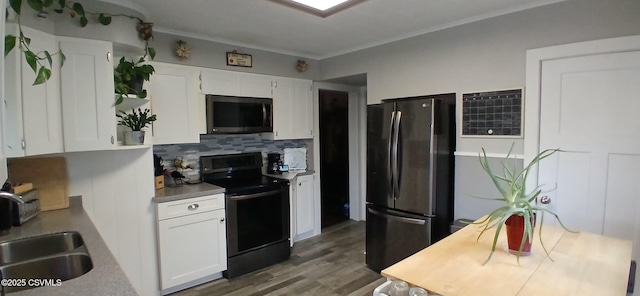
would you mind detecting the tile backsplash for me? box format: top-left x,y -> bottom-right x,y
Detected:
153,134 -> 310,178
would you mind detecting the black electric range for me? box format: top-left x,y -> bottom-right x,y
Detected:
200,153 -> 288,194
199,152 -> 291,279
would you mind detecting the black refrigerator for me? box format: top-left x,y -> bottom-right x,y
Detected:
366,94 -> 455,272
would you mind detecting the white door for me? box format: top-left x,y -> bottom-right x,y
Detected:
536,50 -> 640,292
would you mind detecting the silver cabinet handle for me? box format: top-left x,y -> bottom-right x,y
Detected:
299,183 -> 302,186
220,218 -> 225,222
187,204 -> 199,211
110,136 -> 114,144
107,51 -> 111,61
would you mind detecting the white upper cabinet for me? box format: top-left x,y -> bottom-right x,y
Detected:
200,69 -> 239,96
59,37 -> 116,152
272,78 -> 313,140
272,78 -> 295,139
239,73 -> 273,98
4,25 -> 63,157
149,62 -> 200,145
292,79 -> 313,139
200,69 -> 272,98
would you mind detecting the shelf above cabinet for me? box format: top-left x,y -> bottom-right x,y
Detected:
115,95 -> 150,111
115,142 -> 152,150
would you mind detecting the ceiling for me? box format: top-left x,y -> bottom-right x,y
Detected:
104,0 -> 564,60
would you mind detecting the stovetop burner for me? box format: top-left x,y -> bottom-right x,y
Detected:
200,152 -> 288,195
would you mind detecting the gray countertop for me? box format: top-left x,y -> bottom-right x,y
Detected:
264,170 -> 315,180
1,196 -> 137,296
152,182 -> 225,203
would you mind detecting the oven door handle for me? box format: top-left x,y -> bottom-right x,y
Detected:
227,189 -> 284,201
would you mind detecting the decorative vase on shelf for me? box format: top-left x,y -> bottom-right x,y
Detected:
123,131 -> 145,145
505,213 -> 536,256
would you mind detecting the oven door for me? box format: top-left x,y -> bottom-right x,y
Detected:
226,185 -> 290,257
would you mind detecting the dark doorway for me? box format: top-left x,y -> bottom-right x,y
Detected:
319,89 -> 350,229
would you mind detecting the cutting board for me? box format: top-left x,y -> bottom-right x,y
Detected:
7,156 -> 69,211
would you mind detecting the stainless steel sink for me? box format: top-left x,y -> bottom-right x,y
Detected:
0,231 -> 85,264
0,232 -> 93,294
0,253 -> 93,293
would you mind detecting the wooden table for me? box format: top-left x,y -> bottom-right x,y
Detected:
381,219 -> 632,296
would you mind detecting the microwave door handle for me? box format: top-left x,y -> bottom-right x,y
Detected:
263,103 -> 267,126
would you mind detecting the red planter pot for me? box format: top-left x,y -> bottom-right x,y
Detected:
505,214 -> 536,255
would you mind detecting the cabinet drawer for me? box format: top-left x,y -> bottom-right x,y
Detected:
157,194 -> 224,220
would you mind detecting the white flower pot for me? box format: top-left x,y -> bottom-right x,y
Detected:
123,131 -> 145,145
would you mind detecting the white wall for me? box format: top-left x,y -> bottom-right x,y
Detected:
151,31 -> 320,80
318,0 -> 640,220
66,149 -> 158,296
320,0 -> 640,155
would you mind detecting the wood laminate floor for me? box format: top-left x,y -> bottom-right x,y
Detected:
172,220 -> 385,296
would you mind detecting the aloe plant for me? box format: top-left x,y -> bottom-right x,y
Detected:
473,144 -> 576,265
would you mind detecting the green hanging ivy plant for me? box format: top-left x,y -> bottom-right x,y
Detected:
4,0 -> 156,86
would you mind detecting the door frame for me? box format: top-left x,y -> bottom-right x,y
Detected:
524,34 -> 640,190
313,82 -> 367,225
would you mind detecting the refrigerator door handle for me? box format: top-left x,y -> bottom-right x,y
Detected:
368,207 -> 426,225
392,110 -> 402,199
388,111 -> 396,197
428,102 -> 436,214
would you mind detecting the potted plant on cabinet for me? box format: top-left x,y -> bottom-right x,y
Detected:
116,108 -> 157,145
473,144 -> 575,265
114,56 -> 155,106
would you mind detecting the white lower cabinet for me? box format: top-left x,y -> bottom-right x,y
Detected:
293,174 -> 315,242
156,194 -> 227,294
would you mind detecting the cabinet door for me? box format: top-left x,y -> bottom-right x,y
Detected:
21,27 -> 63,156
150,63 -> 200,145
3,25 -> 24,157
239,73 -> 272,98
200,69 -> 239,96
295,174 -> 315,238
3,25 -> 63,157
158,209 -> 227,290
272,78 -> 295,139
59,38 -> 115,152
292,79 -> 313,139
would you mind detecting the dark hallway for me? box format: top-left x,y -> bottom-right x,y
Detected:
319,89 -> 350,229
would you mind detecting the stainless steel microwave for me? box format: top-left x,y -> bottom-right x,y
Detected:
205,95 -> 273,134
